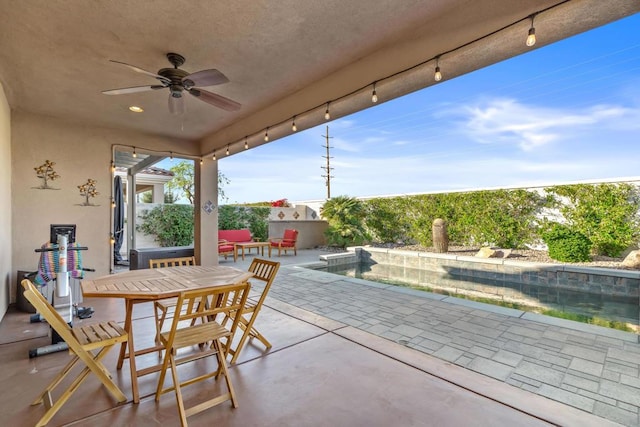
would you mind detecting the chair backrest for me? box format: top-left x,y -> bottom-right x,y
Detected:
149,256 -> 196,269
165,279 -> 251,351
247,258 -> 280,307
283,229 -> 298,242
21,279 -> 77,347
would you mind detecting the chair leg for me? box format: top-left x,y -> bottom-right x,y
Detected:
31,356 -> 80,405
214,339 -> 238,408
229,312 -> 271,364
35,346 -> 126,427
76,346 -> 128,402
155,349 -> 172,402
169,354 -> 188,427
154,303 -> 164,344
249,325 -> 272,349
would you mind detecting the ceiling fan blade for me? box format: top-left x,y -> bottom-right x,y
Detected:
102,85 -> 165,95
183,69 -> 229,87
188,88 -> 241,111
168,94 -> 185,115
109,60 -> 171,84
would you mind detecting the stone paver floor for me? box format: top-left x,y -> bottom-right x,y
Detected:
259,264 -> 640,427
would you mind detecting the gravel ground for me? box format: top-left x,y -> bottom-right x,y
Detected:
363,244 -> 635,270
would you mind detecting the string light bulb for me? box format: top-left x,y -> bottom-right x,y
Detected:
434,57 -> 442,82
526,14 -> 536,47
132,147 -> 137,158
212,151 -> 216,160
264,128 -> 269,142
324,103 -> 331,120
244,137 -> 249,150
226,145 -> 230,156
292,116 -> 297,132
169,152 -> 174,161
371,82 -> 378,103
110,161 -> 115,173
111,197 -> 116,208
110,234 -> 115,245
200,158 -> 203,165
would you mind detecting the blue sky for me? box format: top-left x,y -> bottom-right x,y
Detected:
216,13 -> 640,204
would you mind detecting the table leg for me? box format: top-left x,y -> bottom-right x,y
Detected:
116,299 -> 140,403
117,299 -> 133,369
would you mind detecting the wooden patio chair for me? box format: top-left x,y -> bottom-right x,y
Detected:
149,256 -> 196,343
218,239 -> 237,261
226,258 -> 280,364
155,277 -> 252,427
268,229 -> 298,257
20,279 -> 128,427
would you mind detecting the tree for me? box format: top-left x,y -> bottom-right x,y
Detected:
321,195 -> 369,248
166,160 -> 230,204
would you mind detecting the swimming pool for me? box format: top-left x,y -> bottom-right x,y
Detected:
317,261 -> 640,329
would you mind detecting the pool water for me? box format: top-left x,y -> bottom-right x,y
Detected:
319,262 -> 640,329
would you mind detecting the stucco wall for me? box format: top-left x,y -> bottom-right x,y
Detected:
0,82 -> 11,320
268,220 -> 328,249
10,112 -> 197,305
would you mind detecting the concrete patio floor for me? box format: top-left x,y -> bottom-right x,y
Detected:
0,249 -> 636,426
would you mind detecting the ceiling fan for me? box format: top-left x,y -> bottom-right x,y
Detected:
102,52 -> 240,114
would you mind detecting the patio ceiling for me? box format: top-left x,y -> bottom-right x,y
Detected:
0,0 -> 638,158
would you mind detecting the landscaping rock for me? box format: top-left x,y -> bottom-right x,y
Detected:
621,250 -> 640,268
475,247 -> 497,258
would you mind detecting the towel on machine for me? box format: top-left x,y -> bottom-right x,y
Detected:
34,242 -> 85,286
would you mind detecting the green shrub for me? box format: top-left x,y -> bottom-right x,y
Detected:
137,204 -> 194,247
218,205 -> 270,241
542,223 -> 591,262
321,196 -> 369,248
362,189 -> 548,248
363,197 -> 409,243
546,183 -> 640,257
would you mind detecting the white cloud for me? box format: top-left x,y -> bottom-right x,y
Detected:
449,98 -> 635,151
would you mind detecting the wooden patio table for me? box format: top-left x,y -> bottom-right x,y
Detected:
81,265 -> 253,403
235,241 -> 270,260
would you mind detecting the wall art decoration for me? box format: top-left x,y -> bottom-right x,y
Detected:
33,160 -> 61,190
78,179 -> 100,206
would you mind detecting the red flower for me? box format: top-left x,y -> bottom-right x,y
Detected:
271,198 -> 288,207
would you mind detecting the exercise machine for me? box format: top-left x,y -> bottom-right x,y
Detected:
28,224 -> 93,358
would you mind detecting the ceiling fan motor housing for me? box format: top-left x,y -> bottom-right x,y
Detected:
158,67 -> 189,97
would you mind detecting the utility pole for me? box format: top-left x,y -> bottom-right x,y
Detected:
320,125 -> 334,199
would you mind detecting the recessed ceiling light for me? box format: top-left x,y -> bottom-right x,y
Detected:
129,106 -> 144,113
